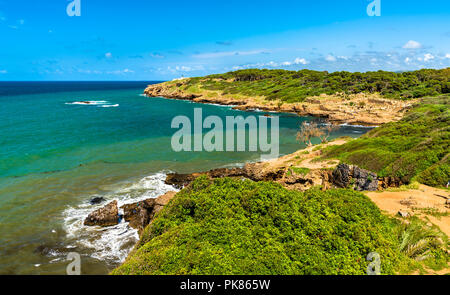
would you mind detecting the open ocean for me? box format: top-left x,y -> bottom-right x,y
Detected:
0,81 -> 371,274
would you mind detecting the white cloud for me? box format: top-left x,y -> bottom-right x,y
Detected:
423,53 -> 434,61
106,68 -> 134,74
325,55 -> 337,62
167,65 -> 205,72
293,57 -> 308,65
404,57 -> 411,63
150,53 -> 165,59
105,52 -> 112,58
232,57 -> 308,69
402,40 -> 422,49
445,53 -> 450,59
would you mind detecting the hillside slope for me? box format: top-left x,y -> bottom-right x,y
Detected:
322,95 -> 449,187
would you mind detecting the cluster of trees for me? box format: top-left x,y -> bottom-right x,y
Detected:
185,68 -> 449,102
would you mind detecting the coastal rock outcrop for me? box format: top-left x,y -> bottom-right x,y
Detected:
144,82 -> 414,126
164,165 -> 285,189
84,200 -> 119,227
331,164 -> 378,191
120,198 -> 155,232
120,191 -> 177,234
84,192 -> 177,234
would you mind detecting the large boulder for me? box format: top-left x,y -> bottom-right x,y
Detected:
352,166 -> 378,191
332,164 -> 351,188
119,191 -> 177,234
331,164 -> 378,191
84,200 -> 119,227
120,198 -> 156,231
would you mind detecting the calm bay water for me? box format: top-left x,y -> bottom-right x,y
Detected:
0,82 -> 370,274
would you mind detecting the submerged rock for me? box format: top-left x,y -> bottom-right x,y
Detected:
89,196 -> 105,205
84,200 -> 119,227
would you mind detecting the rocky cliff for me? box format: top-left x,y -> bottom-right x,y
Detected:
144,81 -> 415,126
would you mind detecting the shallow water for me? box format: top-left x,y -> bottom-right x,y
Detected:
0,82 -> 372,274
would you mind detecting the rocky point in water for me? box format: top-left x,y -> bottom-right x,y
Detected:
84,200 -> 119,227
84,192 -> 177,235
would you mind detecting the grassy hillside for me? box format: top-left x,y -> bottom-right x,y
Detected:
322,95 -> 450,186
180,68 -> 449,102
113,177 -> 425,275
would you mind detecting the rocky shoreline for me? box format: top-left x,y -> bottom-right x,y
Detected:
82,85 -> 413,266
144,81 -> 415,126
83,139 -> 406,239
84,191 -> 177,235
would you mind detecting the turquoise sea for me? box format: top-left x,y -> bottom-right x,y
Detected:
0,82 -> 371,274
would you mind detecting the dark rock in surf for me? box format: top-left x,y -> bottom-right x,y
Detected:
89,196 -> 105,205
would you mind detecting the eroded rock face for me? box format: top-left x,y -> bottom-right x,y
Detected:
120,199 -> 156,232
352,166 -> 378,191
84,200 -> 119,227
378,177 -> 406,189
84,192 -> 177,235
331,164 -> 378,191
332,164 -> 351,188
165,165 -> 284,189
119,191 -> 177,234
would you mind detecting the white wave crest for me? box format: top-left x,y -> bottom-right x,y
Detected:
62,172 -> 177,263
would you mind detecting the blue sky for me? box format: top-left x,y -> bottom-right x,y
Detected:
0,0 -> 449,80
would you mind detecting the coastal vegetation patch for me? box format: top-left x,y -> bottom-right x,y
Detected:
113,177 -> 425,275
321,95 -> 450,187
180,68 -> 449,102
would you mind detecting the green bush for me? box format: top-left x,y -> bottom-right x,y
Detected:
113,177 -> 411,275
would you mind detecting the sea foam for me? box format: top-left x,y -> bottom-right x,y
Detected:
62,172 -> 177,263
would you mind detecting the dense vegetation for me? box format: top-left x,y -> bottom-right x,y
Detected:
113,177 -> 418,275
322,95 -> 449,186
180,68 -> 449,102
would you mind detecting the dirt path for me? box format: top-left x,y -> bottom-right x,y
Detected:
365,185 -> 450,236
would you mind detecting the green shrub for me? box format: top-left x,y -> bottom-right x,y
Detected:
113,177 -> 411,275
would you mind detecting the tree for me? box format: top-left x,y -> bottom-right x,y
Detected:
296,121 -> 324,147
319,121 -> 340,143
